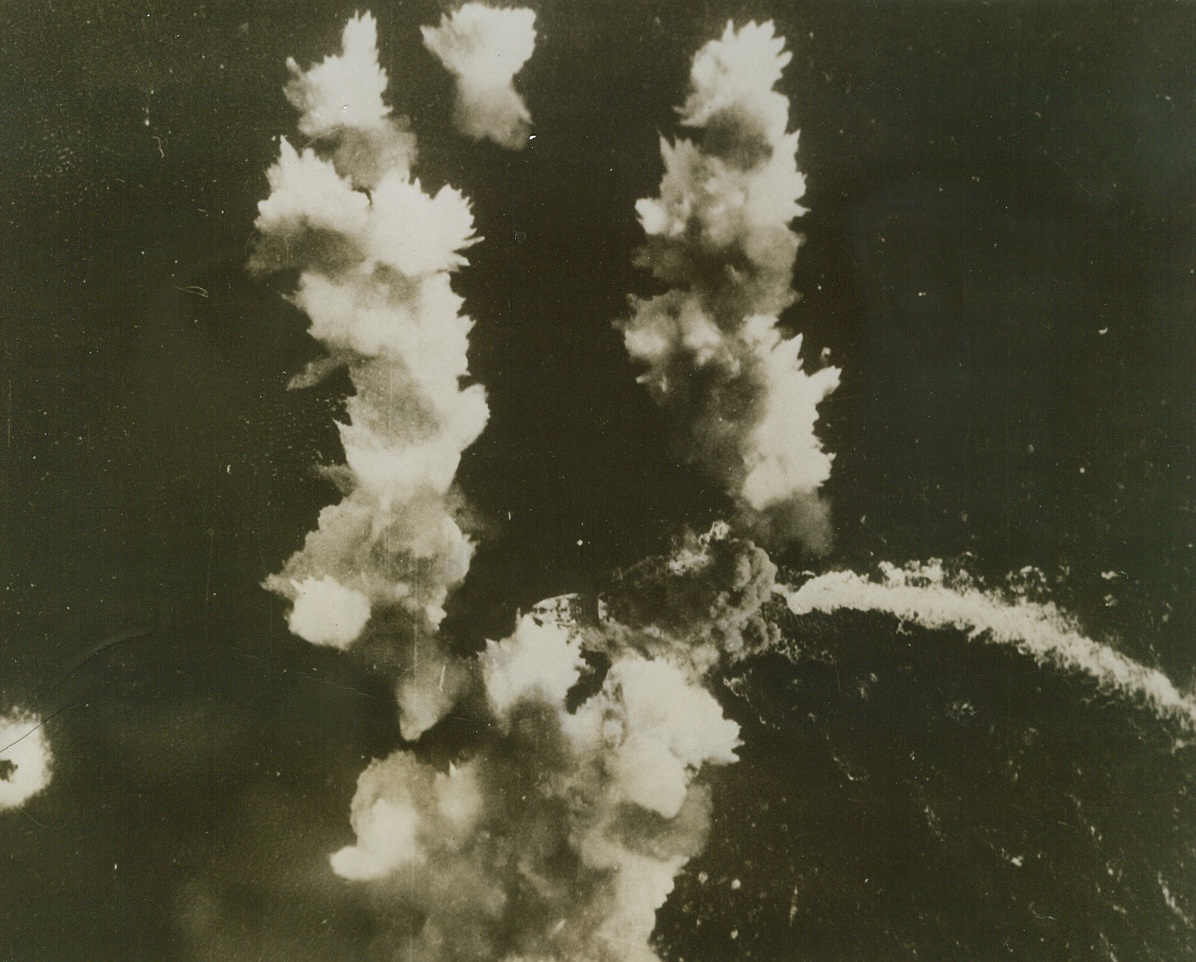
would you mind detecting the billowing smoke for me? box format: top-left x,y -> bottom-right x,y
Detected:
620,21 -> 840,552
328,525 -> 755,962
781,562 -> 1196,735
0,709 -> 52,811
250,13 -> 488,737
422,4 -> 537,150
247,16 -> 754,961
314,525 -> 783,962
596,520 -> 782,669
239,13 -> 1196,962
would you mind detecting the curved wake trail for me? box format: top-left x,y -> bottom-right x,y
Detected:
780,562 -> 1196,736
195,9 -> 1192,962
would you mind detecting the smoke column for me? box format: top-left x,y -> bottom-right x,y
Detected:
0,709 -> 52,811
250,12 -> 488,738
781,562 -> 1196,736
620,21 -> 840,551
328,586 -> 742,962
244,16 -> 757,962
239,12 -> 1196,962
422,4 -> 537,150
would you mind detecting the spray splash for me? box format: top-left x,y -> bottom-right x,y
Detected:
232,11 -> 1195,962
250,12 -> 488,737
0,709 -> 52,811
422,4 -> 537,150
247,16 -> 751,961
329,590 -> 741,961
620,21 -> 840,551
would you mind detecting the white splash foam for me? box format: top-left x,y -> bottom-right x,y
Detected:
0,709 -> 52,811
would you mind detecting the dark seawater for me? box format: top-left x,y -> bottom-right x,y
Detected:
2,2 -> 1193,960
661,612 -> 1196,961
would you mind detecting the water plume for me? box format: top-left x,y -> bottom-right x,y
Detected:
327,530 -> 752,962
422,4 -> 537,150
780,561 -> 1196,735
620,21 -> 840,551
0,709 -> 52,811
250,12 -> 488,738
235,13 -> 1194,962
333,656 -> 733,958
247,18 -> 750,960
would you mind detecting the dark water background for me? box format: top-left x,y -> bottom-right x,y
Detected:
1,1 -> 1193,959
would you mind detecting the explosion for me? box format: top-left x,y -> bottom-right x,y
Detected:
422,4 -> 538,150
620,21 -> 840,552
202,7 -> 1196,961
245,12 -> 761,960
0,709 -> 52,812
249,12 -> 490,739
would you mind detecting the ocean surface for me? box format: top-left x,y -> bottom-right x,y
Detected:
2,2 -> 1193,960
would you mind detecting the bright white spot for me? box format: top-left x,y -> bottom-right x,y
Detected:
331,796 -> 424,880
0,710 -> 52,811
288,576 -> 371,648
482,615 -> 584,720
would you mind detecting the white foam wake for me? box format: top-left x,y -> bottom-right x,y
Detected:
780,562 -> 1196,735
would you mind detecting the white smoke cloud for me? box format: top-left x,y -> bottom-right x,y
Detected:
0,709 -> 52,811
780,562 -> 1196,735
566,655 -> 740,819
331,779 -> 427,881
481,614 -> 585,719
250,12 -> 488,738
247,20 -> 749,958
287,575 -> 372,649
422,4 -> 537,150
284,12 -> 391,137
620,21 -> 840,551
330,601 -> 739,962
